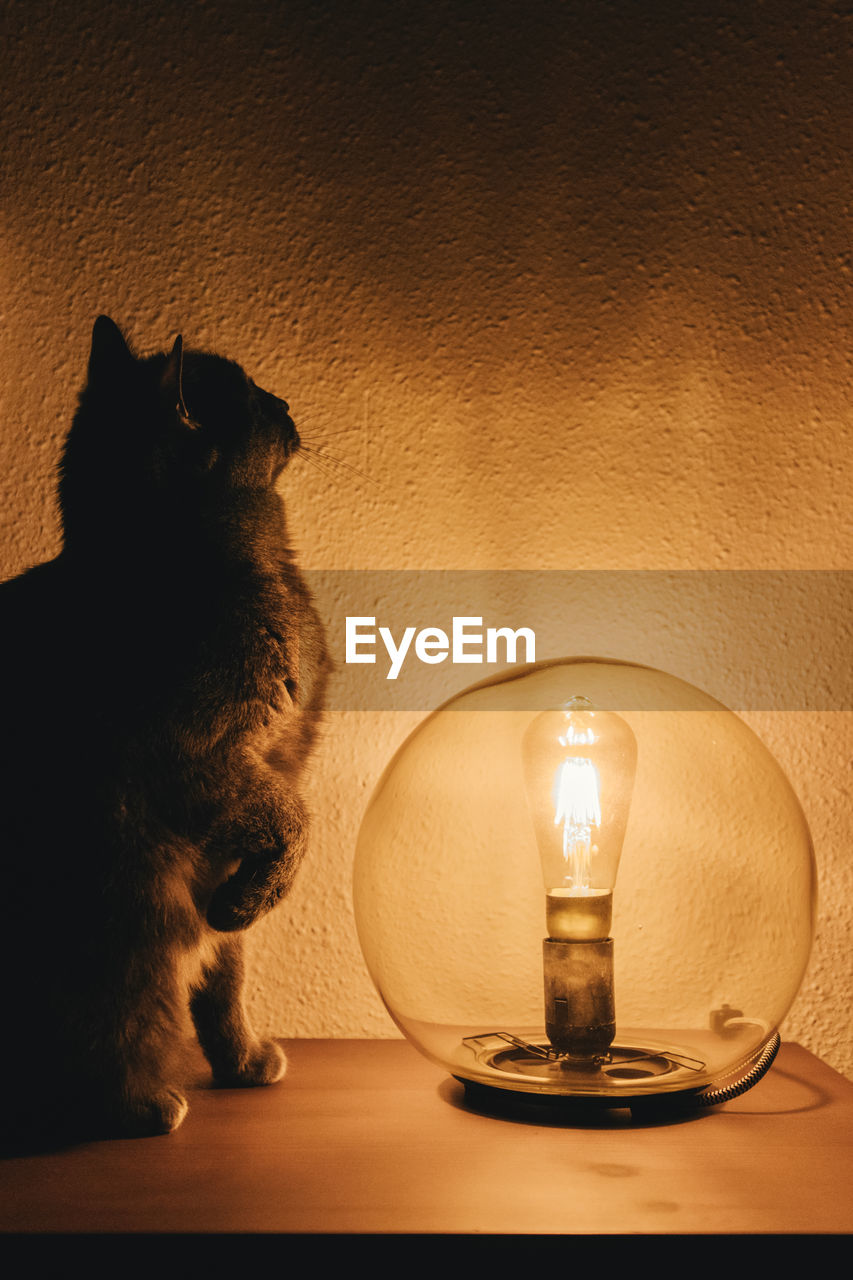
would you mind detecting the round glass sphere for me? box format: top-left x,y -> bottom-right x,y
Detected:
353,658 -> 816,1103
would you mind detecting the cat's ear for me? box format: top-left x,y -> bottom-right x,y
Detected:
161,334 -> 195,428
88,315 -> 136,385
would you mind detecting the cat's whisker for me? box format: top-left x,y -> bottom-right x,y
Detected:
311,452 -> 379,487
297,433 -> 362,455
294,444 -> 341,474
294,450 -> 337,481
298,442 -> 379,488
294,449 -> 363,489
299,425 -> 359,441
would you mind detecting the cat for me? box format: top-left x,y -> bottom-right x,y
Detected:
0,316 -> 330,1146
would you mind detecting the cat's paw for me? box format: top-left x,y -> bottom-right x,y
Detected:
213,1039 -> 287,1088
242,1039 -> 287,1086
116,1088 -> 189,1138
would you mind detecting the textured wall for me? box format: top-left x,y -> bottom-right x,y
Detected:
1,2 -> 851,1078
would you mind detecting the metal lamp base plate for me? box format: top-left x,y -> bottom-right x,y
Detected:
456,1032 -> 709,1110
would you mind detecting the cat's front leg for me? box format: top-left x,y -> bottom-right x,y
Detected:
205,788 -> 307,933
190,936 -> 286,1087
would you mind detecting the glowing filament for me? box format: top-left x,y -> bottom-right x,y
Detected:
553,757 -> 601,890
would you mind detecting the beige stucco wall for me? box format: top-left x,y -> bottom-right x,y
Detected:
1,3 -> 850,1078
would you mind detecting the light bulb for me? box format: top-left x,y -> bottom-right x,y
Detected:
522,695 -> 637,1059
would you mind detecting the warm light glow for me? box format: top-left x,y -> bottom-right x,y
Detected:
552,755 -> 601,889
522,695 -> 638,939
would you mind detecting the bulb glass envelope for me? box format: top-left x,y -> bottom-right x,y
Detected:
353,659 -> 816,1102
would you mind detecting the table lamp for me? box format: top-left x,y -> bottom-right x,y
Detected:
353,658 -> 815,1114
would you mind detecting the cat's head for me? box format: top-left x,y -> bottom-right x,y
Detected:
59,316 -> 300,545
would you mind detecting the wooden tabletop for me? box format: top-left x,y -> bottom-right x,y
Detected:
1,1039 -> 850,1236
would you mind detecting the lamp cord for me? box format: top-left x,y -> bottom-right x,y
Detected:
690,1031 -> 781,1108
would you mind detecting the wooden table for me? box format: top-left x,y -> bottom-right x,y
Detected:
0,1039 -> 850,1236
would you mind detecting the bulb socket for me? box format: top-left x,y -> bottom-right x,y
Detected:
543,937 -> 615,1059
546,889 -> 612,941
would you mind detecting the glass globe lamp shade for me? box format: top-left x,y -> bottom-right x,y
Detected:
353,659 -> 816,1109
